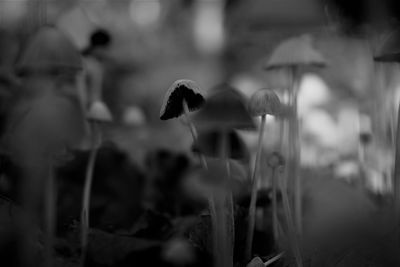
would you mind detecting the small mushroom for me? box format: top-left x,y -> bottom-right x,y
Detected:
82,28 -> 112,56
87,100 -> 113,123
160,79 -> 205,120
264,34 -> 326,236
16,26 -> 83,76
81,100 -> 113,265
246,89 -> 281,259
160,79 -> 206,167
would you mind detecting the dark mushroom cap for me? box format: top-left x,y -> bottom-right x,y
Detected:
192,129 -> 249,160
264,34 -> 327,70
248,89 -> 282,117
87,100 -> 113,123
82,28 -> 112,56
160,79 -> 205,120
192,83 -> 256,130
374,31 -> 400,62
16,26 -> 83,76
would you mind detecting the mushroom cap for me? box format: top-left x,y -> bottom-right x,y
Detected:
16,26 -> 83,75
264,34 -> 327,70
192,129 -> 249,160
268,151 -> 285,168
248,89 -> 282,117
159,79 -> 205,120
192,83 -> 256,130
374,31 -> 400,62
87,100 -> 113,122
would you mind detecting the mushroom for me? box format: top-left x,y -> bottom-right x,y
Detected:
10,25 -> 84,267
374,30 -> 400,228
81,100 -> 113,265
160,79 -> 207,167
192,84 -> 255,267
245,89 -> 281,259
82,28 -> 112,56
264,34 -> 326,235
16,26 -> 83,77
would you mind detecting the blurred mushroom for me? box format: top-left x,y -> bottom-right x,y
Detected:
374,30 -> 400,229
8,25 -> 84,267
246,89 -> 281,259
160,79 -> 207,167
192,83 -> 254,267
82,28 -> 112,56
264,34 -> 327,235
81,100 -> 113,265
16,26 -> 83,77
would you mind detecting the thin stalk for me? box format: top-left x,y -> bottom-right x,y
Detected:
225,134 -> 235,267
183,100 -> 208,169
81,122 -> 101,266
246,114 -> 266,260
393,101 -> 400,235
271,166 -> 279,244
44,158 -> 56,267
279,166 -> 303,267
215,131 -> 233,267
264,252 -> 284,266
289,67 -> 302,235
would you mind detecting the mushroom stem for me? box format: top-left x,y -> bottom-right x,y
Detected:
279,166 -> 303,267
271,165 -> 279,244
44,158 -> 56,267
81,122 -> 101,266
289,67 -> 302,236
394,101 -> 400,235
246,114 -> 266,260
214,131 -> 233,267
183,100 -> 208,169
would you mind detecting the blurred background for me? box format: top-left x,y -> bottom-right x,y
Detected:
1,0 -> 393,190
1,0 -> 400,265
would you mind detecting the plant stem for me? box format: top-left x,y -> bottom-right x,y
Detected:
280,166 -> 302,267
81,122 -> 101,266
271,166 -> 279,244
183,100 -> 208,169
44,158 -> 56,267
215,131 -> 233,267
246,114 -> 266,261
225,134 -> 235,267
394,101 -> 400,237
289,67 -> 302,236
264,252 -> 284,266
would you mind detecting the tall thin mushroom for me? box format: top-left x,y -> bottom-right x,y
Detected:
193,84 -> 255,267
264,34 -> 327,236
11,26 -> 84,267
246,89 -> 282,260
374,30 -> 400,237
81,100 -> 112,266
